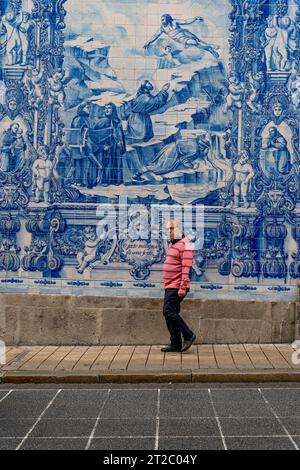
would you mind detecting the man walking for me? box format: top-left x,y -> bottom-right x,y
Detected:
161,220 -> 196,353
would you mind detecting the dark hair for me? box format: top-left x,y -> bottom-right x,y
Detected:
162,14 -> 173,25
136,80 -> 152,97
77,103 -> 89,115
105,102 -> 119,120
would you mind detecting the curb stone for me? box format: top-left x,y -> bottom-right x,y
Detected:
2,370 -> 99,384
1,369 -> 300,383
99,371 -> 192,383
191,370 -> 300,383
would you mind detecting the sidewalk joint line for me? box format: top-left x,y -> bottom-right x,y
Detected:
0,390 -> 12,403
258,388 -> 299,450
15,389 -> 62,450
208,388 -> 227,450
155,388 -> 161,451
85,388 -> 111,450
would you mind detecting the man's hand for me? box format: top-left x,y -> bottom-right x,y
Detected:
178,290 -> 186,298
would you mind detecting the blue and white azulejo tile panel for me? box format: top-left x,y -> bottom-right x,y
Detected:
0,0 -> 300,300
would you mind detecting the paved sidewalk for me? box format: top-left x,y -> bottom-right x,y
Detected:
1,344 -> 300,383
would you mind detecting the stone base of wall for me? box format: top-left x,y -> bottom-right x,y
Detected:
0,293 -> 298,345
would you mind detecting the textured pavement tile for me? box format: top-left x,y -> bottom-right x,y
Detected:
181,346 -> 199,370
292,437 -> 300,448
212,402 -> 272,418
73,347 -> 104,371
37,347 -> 74,370
127,346 -> 151,371
89,438 -> 155,450
225,437 -> 296,450
274,345 -> 300,369
31,419 -> 95,438
229,345 -> 254,369
280,418 -> 300,435
213,346 -> 235,369
260,389 -> 300,417
91,346 -> 120,371
109,346 -> 135,370
20,438 -> 87,450
55,347 -> 89,371
210,389 -> 273,417
0,391 -> 10,401
260,345 -> 291,369
197,345 -> 218,369
0,439 -> 22,450
220,418 -> 285,436
145,346 -> 164,370
158,437 -> 224,450
159,418 -> 220,437
0,391 -> 57,419
19,347 -> 60,371
210,389 -> 263,402
101,390 -> 157,419
163,352 -> 182,371
43,390 -> 109,419
0,419 -> 36,438
94,418 -> 156,437
243,345 -> 273,369
159,390 -> 214,418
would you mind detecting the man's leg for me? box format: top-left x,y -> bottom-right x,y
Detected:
174,290 -> 194,341
163,289 -> 183,350
163,289 -> 194,348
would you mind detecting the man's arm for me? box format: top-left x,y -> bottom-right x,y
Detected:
244,164 -> 255,183
179,240 -> 194,296
175,17 -> 203,26
32,160 -> 39,176
144,29 -> 163,48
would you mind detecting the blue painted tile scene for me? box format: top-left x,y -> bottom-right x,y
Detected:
0,0 -> 299,300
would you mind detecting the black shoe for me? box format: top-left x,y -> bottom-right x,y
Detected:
181,334 -> 196,352
161,345 -> 181,353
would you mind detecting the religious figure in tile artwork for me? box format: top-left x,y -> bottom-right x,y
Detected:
263,16 -> 297,72
0,122 -> 26,172
260,127 -> 291,177
232,150 -> 254,208
32,146 -> 59,203
121,80 -> 170,144
246,71 -> 264,113
289,68 -> 300,109
48,69 -> 67,108
90,103 -> 126,186
0,8 -> 33,66
224,76 -> 244,112
24,66 -> 44,108
132,133 -> 211,182
76,226 -> 99,274
144,14 -> 219,59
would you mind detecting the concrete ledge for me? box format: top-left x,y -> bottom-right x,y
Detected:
1,370 -> 99,384
1,371 -> 58,384
191,370 -> 300,383
1,369 -> 300,384
99,371 -> 192,384
1,293 -> 297,345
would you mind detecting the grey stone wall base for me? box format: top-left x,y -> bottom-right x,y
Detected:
1,370 -> 300,384
0,293 -> 298,345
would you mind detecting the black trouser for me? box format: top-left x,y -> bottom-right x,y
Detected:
163,288 -> 193,350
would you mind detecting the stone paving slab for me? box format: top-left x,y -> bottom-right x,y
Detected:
0,344 -> 299,383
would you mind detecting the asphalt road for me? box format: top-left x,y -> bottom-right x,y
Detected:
0,383 -> 300,450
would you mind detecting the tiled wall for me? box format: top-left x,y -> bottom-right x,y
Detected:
0,0 -> 299,301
